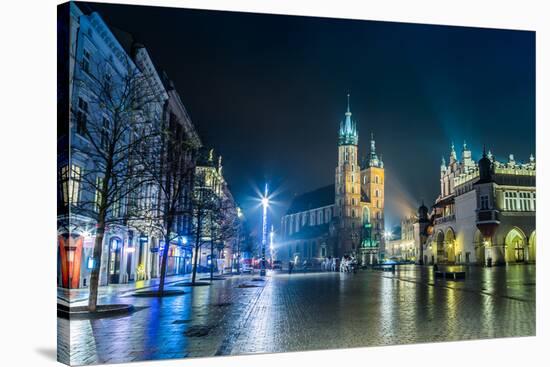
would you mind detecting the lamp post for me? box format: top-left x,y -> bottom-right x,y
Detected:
236,207 -> 243,274
260,184 -> 269,276
269,225 -> 275,267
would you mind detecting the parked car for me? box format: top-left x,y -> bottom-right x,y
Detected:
241,264 -> 253,273
272,260 -> 282,270
241,259 -> 253,273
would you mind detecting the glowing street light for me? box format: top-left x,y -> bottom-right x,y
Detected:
384,231 -> 393,241
269,225 -> 275,266
260,184 -> 269,276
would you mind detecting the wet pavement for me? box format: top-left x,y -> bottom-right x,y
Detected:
58,265 -> 536,365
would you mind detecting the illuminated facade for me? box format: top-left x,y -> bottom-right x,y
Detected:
193,149 -> 240,272
58,3 -> 201,288
424,144 -> 536,266
58,3 -> 141,288
386,216 -> 418,261
279,96 -> 385,266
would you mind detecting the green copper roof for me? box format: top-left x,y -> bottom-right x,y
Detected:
339,94 -> 358,145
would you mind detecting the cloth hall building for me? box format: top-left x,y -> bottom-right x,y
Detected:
423,143 -> 536,266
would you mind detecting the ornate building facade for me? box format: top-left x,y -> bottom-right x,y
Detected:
423,144 -> 536,266
279,96 -> 385,266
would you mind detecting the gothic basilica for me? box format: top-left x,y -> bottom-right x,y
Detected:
279,96 -> 385,265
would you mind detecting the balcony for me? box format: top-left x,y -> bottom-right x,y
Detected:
476,209 -> 500,224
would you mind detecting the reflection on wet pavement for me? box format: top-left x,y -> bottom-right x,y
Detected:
58,265 -> 535,365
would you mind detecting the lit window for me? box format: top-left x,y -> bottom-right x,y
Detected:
61,164 -> 81,206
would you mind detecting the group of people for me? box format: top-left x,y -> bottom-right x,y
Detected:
320,255 -> 358,273
320,257 -> 338,272
339,255 -> 358,273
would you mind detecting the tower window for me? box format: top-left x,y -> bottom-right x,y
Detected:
375,175 -> 379,184
480,195 -> 489,210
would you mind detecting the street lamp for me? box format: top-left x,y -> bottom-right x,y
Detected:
260,184 -> 269,276
269,225 -> 275,267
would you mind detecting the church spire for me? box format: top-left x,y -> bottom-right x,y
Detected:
369,132 -> 381,167
339,94 -> 358,146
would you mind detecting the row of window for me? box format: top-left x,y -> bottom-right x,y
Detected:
337,173 -> 382,185
60,164 -> 123,216
286,207 -> 334,235
76,96 -> 114,152
338,183 -> 383,198
338,198 -> 382,208
503,191 -> 536,212
285,205 -> 384,236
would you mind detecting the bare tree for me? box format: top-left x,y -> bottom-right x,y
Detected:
207,194 -> 239,280
70,57 -> 164,311
129,111 -> 198,295
188,176 -> 219,284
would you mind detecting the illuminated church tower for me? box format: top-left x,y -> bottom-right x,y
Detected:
361,132 -> 385,262
333,95 -> 385,263
335,95 -> 363,256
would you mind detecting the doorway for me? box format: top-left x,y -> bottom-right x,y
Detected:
108,237 -> 122,284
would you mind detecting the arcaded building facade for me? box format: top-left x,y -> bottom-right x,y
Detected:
424,144 -> 536,266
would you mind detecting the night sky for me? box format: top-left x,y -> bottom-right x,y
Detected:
82,2 -> 535,232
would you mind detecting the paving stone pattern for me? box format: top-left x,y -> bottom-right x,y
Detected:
58,265 -> 535,365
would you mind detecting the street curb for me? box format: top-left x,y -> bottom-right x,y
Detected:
57,304 -> 135,319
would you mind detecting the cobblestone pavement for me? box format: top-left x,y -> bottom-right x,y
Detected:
58,265 -> 535,365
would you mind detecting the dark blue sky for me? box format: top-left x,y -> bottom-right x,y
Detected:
86,2 -> 535,232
